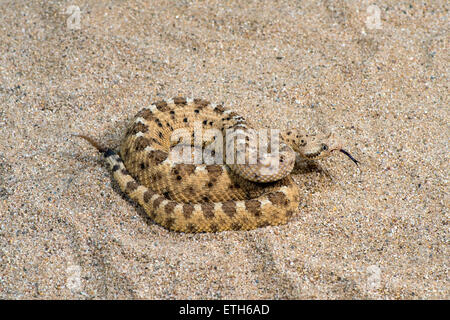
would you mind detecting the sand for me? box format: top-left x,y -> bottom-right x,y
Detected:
0,0 -> 448,299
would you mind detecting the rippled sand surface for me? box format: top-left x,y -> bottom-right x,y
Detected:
0,1 -> 448,299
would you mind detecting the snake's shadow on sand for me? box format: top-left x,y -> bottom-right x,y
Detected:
292,159 -> 321,175
292,156 -> 333,179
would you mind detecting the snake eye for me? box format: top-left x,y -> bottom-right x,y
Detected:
322,144 -> 328,151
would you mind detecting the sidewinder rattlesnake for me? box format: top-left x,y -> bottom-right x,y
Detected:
77,97 -> 358,232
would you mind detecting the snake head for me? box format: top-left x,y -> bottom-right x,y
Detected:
284,130 -> 358,165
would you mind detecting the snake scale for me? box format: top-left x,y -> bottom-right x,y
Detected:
77,97 -> 358,232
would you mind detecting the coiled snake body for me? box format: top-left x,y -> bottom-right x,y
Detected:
78,97 -> 357,232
